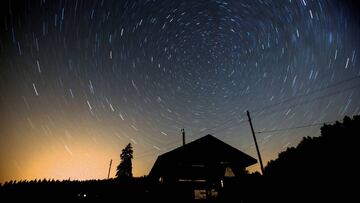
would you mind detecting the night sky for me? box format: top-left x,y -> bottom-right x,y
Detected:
1,0 -> 359,183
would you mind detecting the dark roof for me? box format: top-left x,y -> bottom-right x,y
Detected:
149,134 -> 257,179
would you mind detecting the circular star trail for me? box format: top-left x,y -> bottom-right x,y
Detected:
0,0 -> 359,182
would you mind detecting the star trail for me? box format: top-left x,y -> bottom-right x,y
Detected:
0,0 -> 359,182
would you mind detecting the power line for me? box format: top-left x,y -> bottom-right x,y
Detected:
134,76 -> 360,159
251,75 -> 360,114
211,76 -> 360,136
257,115 -> 358,135
190,81 -> 358,140
211,79 -> 360,136
256,122 -> 334,134
255,83 -> 360,117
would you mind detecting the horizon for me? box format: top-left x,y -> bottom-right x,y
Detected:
1,0 -> 359,183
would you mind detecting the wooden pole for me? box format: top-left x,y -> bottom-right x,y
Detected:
107,159 -> 112,179
247,111 -> 265,175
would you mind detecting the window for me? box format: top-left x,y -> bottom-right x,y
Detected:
224,166 -> 235,177
194,189 -> 218,199
194,189 -> 207,199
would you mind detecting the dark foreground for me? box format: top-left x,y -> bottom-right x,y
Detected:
0,174 -> 356,203
1,116 -> 359,202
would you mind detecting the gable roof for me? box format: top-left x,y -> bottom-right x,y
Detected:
149,134 -> 257,179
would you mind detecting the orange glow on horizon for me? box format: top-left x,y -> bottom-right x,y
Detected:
0,128 -> 148,183
0,115 -> 305,183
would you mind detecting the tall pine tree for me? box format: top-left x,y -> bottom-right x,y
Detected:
116,143 -> 133,179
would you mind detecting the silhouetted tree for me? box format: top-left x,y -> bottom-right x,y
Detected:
116,143 -> 133,179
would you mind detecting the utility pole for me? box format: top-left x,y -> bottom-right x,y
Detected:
246,110 -> 265,175
107,159 -> 112,179
181,128 -> 186,146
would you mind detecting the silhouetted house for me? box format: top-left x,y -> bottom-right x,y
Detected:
149,134 -> 257,200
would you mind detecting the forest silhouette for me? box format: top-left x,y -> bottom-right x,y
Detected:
1,115 -> 358,202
